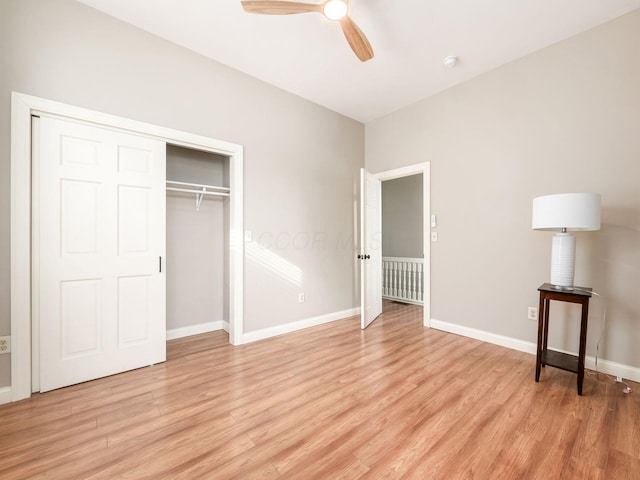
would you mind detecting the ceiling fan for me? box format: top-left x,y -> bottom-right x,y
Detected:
241,0 -> 374,62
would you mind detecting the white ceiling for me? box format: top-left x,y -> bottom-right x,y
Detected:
77,0 -> 640,123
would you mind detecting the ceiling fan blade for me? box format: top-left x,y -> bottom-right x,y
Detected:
241,1 -> 323,15
339,16 -> 374,62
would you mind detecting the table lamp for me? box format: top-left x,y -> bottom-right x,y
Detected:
532,193 -> 601,289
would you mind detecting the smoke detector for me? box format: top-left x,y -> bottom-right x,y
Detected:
443,56 -> 459,68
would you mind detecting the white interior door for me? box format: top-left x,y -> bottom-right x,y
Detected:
360,168 -> 382,329
37,116 -> 166,392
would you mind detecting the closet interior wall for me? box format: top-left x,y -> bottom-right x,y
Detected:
166,145 -> 230,334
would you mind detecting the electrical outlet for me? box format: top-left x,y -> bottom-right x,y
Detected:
527,307 -> 538,321
298,293 -> 305,303
431,232 -> 438,242
0,336 -> 10,354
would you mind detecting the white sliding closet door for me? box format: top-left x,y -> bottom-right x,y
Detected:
37,116 -> 166,392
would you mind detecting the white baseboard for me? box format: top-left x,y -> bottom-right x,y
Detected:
431,318 -> 640,384
430,319 -> 537,355
0,386 -> 11,405
242,307 -> 361,344
166,321 -> 225,340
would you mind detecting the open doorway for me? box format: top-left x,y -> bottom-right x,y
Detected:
373,163 -> 430,328
381,173 -> 425,314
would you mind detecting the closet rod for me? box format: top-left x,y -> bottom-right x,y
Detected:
166,180 -> 230,192
166,186 -> 229,197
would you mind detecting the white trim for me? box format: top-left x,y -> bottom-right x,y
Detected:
374,162 -> 430,328
431,318 -> 640,383
588,357 -> 640,383
31,116 -> 40,393
10,92 -> 244,402
431,319 -> 536,354
229,146 -> 244,346
0,387 -> 12,405
166,321 -> 225,341
10,93 -> 33,402
374,163 -> 429,182
243,307 -> 361,344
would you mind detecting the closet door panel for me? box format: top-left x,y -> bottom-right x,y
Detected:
60,279 -> 102,358
61,179 -> 101,256
117,275 -> 151,347
60,135 -> 101,167
37,116 -> 166,393
118,185 -> 151,255
118,145 -> 151,174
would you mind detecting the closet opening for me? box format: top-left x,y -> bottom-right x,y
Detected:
166,145 -> 231,341
11,92 -> 244,401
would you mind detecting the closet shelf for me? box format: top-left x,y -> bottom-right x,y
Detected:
166,180 -> 230,194
166,180 -> 229,211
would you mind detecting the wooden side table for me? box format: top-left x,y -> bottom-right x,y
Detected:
535,283 -> 592,395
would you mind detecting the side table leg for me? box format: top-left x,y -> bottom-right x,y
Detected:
542,298 -> 550,367
577,298 -> 590,395
536,293 -> 545,382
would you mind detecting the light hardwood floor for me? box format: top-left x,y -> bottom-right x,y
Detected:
0,301 -> 638,479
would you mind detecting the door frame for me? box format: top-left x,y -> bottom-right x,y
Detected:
10,92 -> 244,402
374,162 -> 431,328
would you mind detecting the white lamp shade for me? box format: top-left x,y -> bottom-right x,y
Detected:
532,193 -> 601,231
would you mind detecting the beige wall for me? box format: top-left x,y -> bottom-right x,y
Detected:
0,0 -> 363,387
382,174 -> 423,258
366,10 -> 640,368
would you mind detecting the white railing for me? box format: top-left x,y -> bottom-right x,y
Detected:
382,257 -> 424,305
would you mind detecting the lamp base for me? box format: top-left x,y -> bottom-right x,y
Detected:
550,232 -> 575,288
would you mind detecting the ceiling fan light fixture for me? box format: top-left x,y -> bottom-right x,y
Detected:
323,0 -> 348,20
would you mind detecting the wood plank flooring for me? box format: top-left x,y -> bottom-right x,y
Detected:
1,300 -> 638,479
